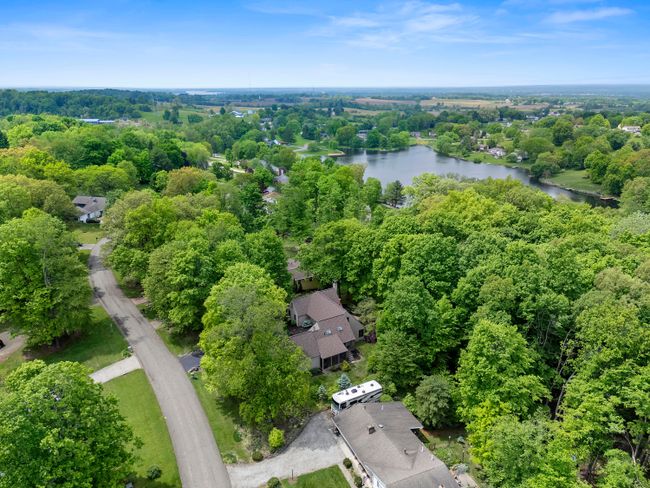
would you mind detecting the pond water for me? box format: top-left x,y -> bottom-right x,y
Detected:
337,145 -> 607,205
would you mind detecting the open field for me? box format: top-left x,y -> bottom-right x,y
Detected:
544,169 -> 605,195
104,370 -> 181,488
281,465 -> 349,488
421,97 -> 549,111
140,107 -> 210,124
70,222 -> 105,244
192,375 -> 250,463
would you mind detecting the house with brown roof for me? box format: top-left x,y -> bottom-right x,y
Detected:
289,287 -> 364,370
333,402 -> 459,488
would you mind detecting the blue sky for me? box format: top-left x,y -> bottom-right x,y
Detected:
1,0 -> 648,88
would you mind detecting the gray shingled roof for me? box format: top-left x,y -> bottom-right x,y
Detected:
73,195 -> 107,215
334,403 -> 459,488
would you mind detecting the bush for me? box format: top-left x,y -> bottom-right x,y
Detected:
252,450 -> 263,462
146,465 -> 162,481
354,474 -> 362,487
267,477 -> 281,488
222,452 -> 237,464
232,429 -> 242,442
343,458 -> 353,469
340,360 -> 351,372
268,427 -> 285,451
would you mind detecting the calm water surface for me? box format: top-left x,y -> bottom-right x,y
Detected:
337,145 -> 605,205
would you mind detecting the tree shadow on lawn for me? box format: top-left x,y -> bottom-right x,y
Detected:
130,477 -> 179,488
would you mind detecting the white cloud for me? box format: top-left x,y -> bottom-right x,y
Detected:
546,7 -> 633,24
314,1 -> 475,49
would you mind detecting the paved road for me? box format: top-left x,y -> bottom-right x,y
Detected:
90,355 -> 142,384
227,412 -> 344,488
89,239 -> 231,488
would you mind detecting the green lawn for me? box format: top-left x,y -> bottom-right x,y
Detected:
281,465 -> 349,488
192,375 -> 249,463
103,370 -> 181,488
140,108 -> 207,125
70,222 -> 105,244
0,305 -> 127,389
156,327 -> 198,356
44,306 -> 128,371
544,169 -> 605,195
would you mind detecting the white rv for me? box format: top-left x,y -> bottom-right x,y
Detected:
331,380 -> 382,413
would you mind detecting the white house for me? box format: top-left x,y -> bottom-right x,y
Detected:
73,196 -> 107,223
621,125 -> 641,134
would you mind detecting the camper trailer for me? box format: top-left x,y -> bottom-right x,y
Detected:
331,380 -> 382,413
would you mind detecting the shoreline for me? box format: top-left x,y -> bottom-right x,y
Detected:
411,141 -> 616,201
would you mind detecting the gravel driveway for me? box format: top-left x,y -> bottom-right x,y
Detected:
228,412 -> 345,488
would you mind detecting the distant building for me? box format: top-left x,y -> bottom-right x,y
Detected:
73,196 -> 107,223
488,147 -> 506,158
289,287 -> 364,370
620,125 -> 641,134
79,118 -> 115,124
231,110 -> 244,118
333,402 -> 459,488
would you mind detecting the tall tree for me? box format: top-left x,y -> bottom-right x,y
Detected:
0,361 -> 138,488
199,263 -> 311,425
0,209 -> 91,346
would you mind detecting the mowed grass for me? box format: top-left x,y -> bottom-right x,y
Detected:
0,305 -> 127,389
545,169 -> 605,195
156,327 -> 198,356
103,370 -> 181,488
44,305 -> 128,370
281,465 -> 349,488
70,222 -> 105,244
192,375 -> 249,463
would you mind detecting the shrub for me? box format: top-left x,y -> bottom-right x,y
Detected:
354,474 -> 362,487
337,373 -> 351,390
252,450 -> 263,462
267,477 -> 281,488
233,429 -> 242,442
222,452 -> 237,464
340,360 -> 351,372
317,384 -> 328,402
268,427 -> 285,451
343,458 -> 353,469
146,465 -> 162,481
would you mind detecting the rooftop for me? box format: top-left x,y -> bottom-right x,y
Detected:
334,402 -> 459,488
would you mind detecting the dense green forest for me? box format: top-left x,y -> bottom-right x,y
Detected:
0,90 -> 649,487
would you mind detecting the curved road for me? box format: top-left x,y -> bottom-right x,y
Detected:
89,240 -> 231,488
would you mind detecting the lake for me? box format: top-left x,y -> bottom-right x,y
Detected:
337,145 -> 606,205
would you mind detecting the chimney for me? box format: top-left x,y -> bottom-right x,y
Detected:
368,425 -> 375,435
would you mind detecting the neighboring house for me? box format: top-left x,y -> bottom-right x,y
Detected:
287,259 -> 319,292
262,191 -> 280,205
73,196 -> 107,223
289,287 -> 364,370
488,147 -> 506,158
620,125 -> 642,134
334,402 -> 459,488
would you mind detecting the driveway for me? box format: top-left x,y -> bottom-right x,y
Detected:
90,355 -> 142,383
227,412 -> 345,488
89,239 -> 231,488
0,331 -> 25,362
